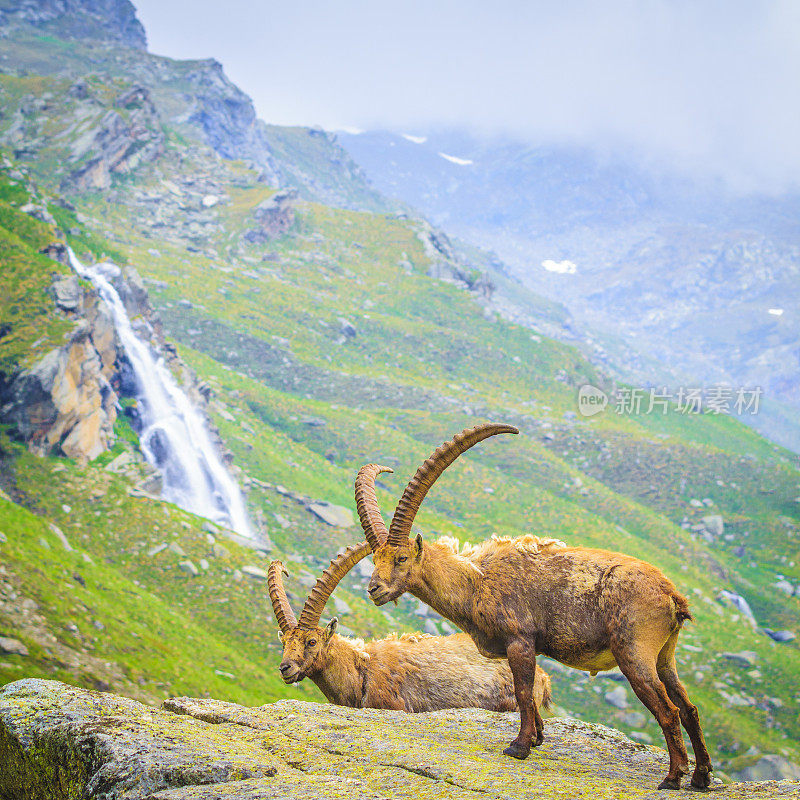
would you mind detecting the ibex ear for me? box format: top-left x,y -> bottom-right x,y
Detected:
414,532 -> 423,558
278,630 -> 286,644
324,618 -> 338,641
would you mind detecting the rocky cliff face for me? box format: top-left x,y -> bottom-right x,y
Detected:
1,271 -> 120,462
0,679 -> 797,799
0,1 -> 394,212
179,59 -> 280,187
0,0 -> 146,49
63,85 -> 165,192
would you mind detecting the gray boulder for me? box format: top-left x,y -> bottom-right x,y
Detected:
717,590 -> 757,624
0,637 -> 29,656
244,190 -> 297,242
51,275 -> 81,311
178,560 -> 199,577
620,712 -> 647,729
211,543 -> 230,559
736,755 -> 800,782
701,514 -> 724,536
338,317 -> 357,338
721,650 -> 758,667
19,202 -> 57,226
67,80 -> 90,99
240,565 -> 269,581
763,629 -> 796,643
307,501 -> 354,528
48,523 -> 73,551
604,686 -> 630,709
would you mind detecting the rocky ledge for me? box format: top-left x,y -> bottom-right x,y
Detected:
1,680 -> 798,799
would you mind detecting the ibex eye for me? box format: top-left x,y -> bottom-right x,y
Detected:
397,556 -> 408,563
308,640 -> 317,647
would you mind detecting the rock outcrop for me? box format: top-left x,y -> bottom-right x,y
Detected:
182,59 -> 280,187
1,679 -> 798,799
1,279 -> 120,462
417,221 -> 496,301
63,86 -> 164,193
0,0 -> 147,50
243,190 -> 297,242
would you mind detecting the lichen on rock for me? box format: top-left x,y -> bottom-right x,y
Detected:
1,679 -> 798,799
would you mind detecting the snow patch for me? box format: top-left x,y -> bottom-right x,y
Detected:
439,152 -> 473,166
542,259 -> 577,274
401,133 -> 427,144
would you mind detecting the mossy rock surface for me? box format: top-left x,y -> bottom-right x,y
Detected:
1,679 -> 798,799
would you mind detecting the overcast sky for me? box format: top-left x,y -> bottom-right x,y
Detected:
133,0 -> 800,193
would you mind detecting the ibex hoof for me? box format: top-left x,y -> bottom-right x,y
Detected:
690,766 -> 713,790
657,777 -> 682,790
503,743 -> 530,760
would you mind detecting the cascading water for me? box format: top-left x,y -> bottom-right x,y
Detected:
68,248 -> 253,537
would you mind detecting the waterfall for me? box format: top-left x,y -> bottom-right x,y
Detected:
68,249 -> 253,537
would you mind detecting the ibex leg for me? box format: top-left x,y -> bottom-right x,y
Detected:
503,640 -> 543,760
614,643 -> 688,790
658,633 -> 713,789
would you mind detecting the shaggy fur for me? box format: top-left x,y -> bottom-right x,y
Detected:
359,423 -> 712,791
278,626 -> 552,713
368,535 -> 712,789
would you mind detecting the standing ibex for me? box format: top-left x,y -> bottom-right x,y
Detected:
268,541 -> 551,712
357,423 -> 713,791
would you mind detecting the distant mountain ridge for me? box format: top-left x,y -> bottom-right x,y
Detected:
338,129 -> 800,451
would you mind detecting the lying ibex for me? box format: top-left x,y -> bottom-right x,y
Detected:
357,423 -> 712,791
267,541 -> 551,712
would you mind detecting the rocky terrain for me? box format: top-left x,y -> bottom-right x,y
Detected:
2,679 -> 798,799
0,0 -> 799,785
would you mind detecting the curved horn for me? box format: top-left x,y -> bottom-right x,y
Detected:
355,464 -> 393,551
268,561 -> 298,633
388,422 -> 519,545
297,541 -> 373,629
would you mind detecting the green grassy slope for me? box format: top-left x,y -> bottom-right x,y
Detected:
0,37 -> 798,780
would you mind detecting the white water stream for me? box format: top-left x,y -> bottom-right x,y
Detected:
68,249 -> 253,537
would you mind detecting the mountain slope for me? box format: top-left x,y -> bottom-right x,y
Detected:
338,129 -> 800,452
